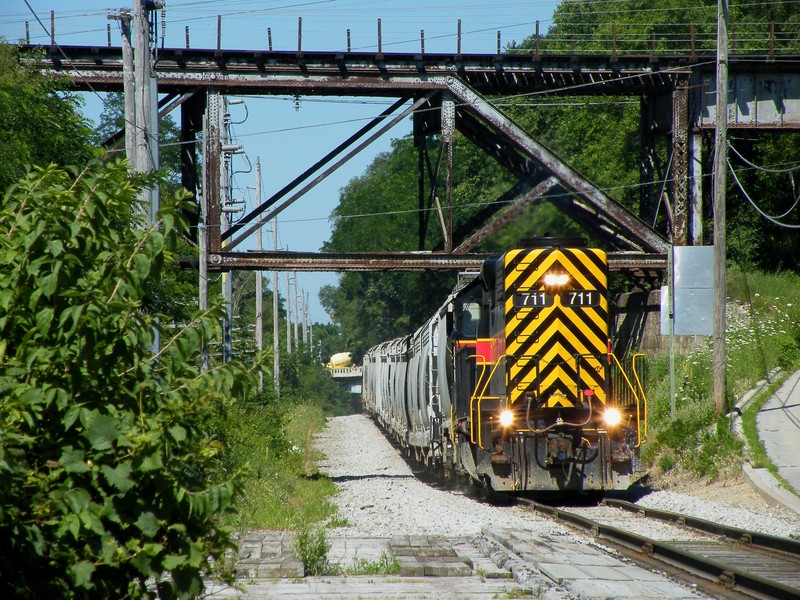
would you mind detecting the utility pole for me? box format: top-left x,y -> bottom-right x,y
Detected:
285,274 -> 291,355
302,290 -> 309,344
294,275 -> 300,349
220,97 -> 232,364
255,158 -> 263,392
272,219 -> 280,396
713,0 -> 729,416
133,1 -> 162,352
109,10 -> 136,167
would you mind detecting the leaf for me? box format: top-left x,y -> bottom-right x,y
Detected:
40,272 -> 58,298
168,425 -> 186,442
35,307 -> 53,335
64,487 -> 91,513
47,239 -> 64,256
70,561 -> 95,589
135,512 -> 160,538
62,404 -> 81,430
100,462 -> 135,492
84,414 -> 118,451
162,554 -> 186,570
133,253 -> 150,279
59,447 -> 89,474
139,451 -> 163,472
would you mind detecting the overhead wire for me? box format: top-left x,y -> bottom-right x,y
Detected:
728,158 -> 800,228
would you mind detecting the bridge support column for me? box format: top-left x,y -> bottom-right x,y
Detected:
689,131 -> 704,245
671,79 -> 690,246
639,95 -> 659,228
181,91 -> 205,242
203,90 -> 222,254
442,93 -> 455,252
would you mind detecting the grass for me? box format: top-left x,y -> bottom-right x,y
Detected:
642,267 -> 800,481
226,402 -> 340,530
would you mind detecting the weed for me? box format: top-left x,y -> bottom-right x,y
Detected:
349,552 -> 401,576
327,516 -> 351,528
294,527 -> 332,576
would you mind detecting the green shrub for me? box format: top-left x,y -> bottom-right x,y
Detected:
0,162 -> 265,598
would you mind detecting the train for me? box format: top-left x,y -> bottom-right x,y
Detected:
361,238 -> 648,493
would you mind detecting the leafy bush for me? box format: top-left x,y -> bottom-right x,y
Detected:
0,162 -> 264,598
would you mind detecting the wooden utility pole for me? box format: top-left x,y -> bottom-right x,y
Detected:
286,272 -> 292,354
713,0 -> 729,416
255,158 -> 263,392
294,274 -> 300,349
272,219 -> 280,396
109,10 -> 136,167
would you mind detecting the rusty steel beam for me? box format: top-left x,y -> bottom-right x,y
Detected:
671,78 -> 690,245
453,177 -> 559,254
201,250 -> 666,272
444,77 -> 671,254
26,44 -> 696,97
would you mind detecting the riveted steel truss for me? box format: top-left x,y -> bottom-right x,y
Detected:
28,44 -> 800,274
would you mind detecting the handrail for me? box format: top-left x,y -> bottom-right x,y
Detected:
610,353 -> 648,447
470,354 -> 505,448
631,353 -> 648,443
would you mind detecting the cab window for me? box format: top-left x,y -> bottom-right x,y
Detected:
459,302 -> 480,338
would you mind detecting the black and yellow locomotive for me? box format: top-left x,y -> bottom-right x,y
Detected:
362,239 -> 647,493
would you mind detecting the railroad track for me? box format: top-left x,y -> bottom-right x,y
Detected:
517,497 -> 800,599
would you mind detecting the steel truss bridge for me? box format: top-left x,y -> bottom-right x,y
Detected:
26,44 -> 800,275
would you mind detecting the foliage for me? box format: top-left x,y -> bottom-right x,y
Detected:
94,92 -> 183,186
0,43 -> 98,192
293,527 -> 331,576
0,161 -> 265,598
642,269 -> 800,478
92,92 -> 199,325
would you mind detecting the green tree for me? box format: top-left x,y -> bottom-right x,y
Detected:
0,42 -> 98,192
0,160 -> 264,598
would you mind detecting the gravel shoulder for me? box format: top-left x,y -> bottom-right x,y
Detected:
315,413 -> 567,538
315,413 -> 800,541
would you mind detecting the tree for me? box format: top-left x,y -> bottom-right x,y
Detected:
0,160 -> 264,598
0,42 -> 98,193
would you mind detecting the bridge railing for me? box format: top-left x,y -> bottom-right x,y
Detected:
510,21 -> 800,60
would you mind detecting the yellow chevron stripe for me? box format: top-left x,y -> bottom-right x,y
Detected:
503,249 -> 537,292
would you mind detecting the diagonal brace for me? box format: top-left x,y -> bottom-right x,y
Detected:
223,96 -> 429,249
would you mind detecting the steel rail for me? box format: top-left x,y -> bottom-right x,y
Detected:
604,497 -> 800,556
518,498 -> 800,600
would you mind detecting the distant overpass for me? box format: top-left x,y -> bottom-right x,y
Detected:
329,366 -> 362,394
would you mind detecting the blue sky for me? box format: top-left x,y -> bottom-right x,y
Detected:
1,1 -> 560,324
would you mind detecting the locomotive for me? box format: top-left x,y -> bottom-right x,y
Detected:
361,239 -> 648,493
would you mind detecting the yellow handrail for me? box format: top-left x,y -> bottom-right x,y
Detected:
631,353 -> 648,443
610,353 -> 648,447
469,354 -> 505,448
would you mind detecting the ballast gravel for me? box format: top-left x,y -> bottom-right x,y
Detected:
315,414 -> 800,542
315,414 -> 573,538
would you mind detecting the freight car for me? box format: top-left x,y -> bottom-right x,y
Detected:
362,239 -> 648,493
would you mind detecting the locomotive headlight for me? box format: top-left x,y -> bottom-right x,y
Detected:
603,407 -> 622,427
544,273 -> 570,287
499,409 -> 514,428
